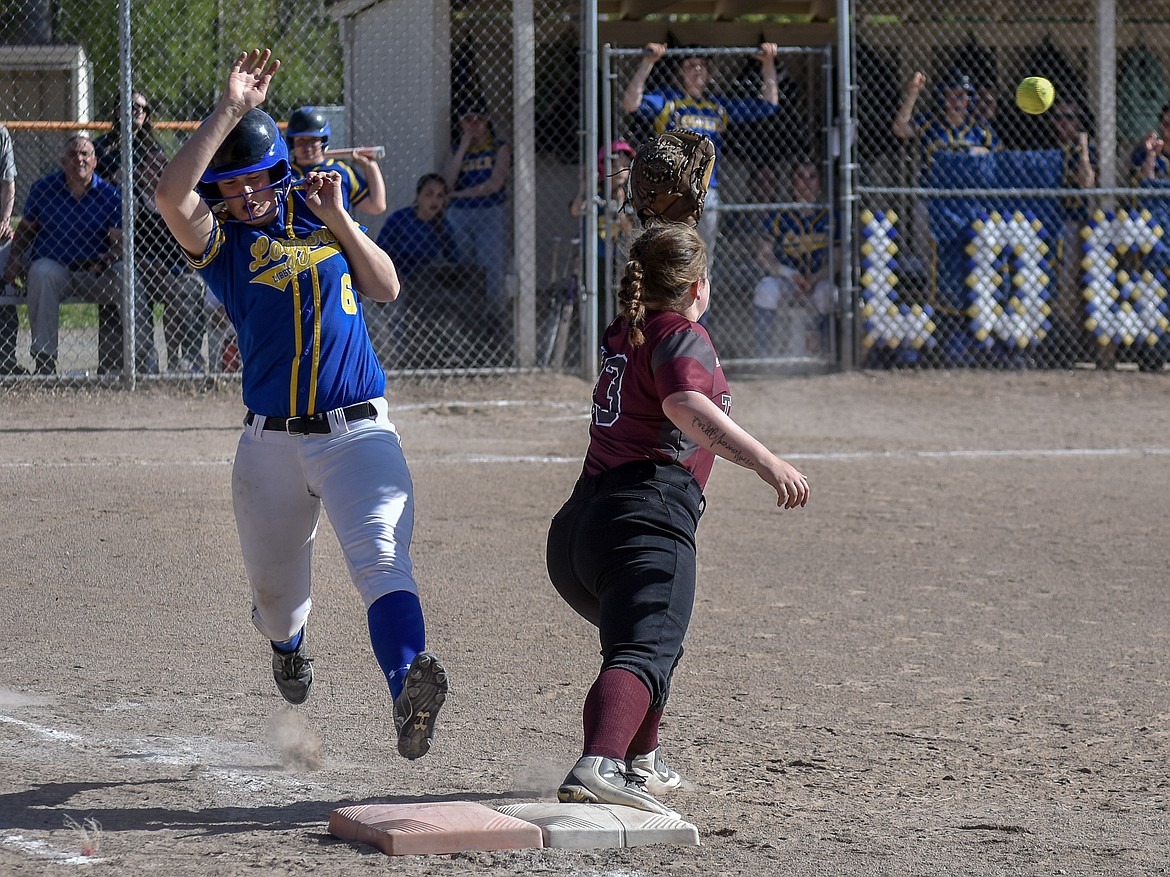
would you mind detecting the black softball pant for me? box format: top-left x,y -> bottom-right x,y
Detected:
546,460 -> 705,710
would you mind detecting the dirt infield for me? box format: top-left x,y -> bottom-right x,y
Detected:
1,370 -> 1168,876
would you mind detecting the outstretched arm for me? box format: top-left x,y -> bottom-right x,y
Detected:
622,43 -> 666,114
892,71 -> 925,141
662,389 -> 809,509
755,43 -> 780,105
155,49 -> 280,254
352,151 -> 387,215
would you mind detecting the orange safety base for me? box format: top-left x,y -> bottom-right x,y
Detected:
328,801 -> 544,856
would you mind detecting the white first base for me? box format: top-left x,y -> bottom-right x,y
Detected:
495,801 -> 699,849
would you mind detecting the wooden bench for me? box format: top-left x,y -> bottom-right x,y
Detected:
0,286 -> 91,307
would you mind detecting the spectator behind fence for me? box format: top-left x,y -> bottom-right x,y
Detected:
892,69 -> 1001,176
975,84 -> 999,130
621,42 -> 780,275
1048,98 -> 1097,367
892,68 -> 1002,364
1131,103 -> 1170,183
371,173 -> 462,367
286,106 -> 387,216
570,140 -> 637,296
0,135 -> 125,375
442,97 -> 511,347
752,159 -> 838,356
1122,104 -> 1170,371
95,90 -> 199,373
0,123 -> 21,374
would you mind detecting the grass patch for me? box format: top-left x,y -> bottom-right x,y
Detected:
14,303 -> 165,330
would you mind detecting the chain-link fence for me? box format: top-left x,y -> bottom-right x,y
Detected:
855,0 -> 1170,371
0,0 -> 589,386
601,44 -> 836,369
7,1 -> 1169,387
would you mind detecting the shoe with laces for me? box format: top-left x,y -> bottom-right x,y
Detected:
627,747 -> 683,796
557,755 -> 679,817
271,632 -> 313,705
393,651 -> 448,760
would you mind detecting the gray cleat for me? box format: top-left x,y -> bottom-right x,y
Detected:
271,631 -> 313,705
393,651 -> 449,760
627,747 -> 684,796
558,755 -> 680,818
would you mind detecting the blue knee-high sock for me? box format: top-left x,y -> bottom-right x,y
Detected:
367,590 -> 426,699
272,627 -> 304,654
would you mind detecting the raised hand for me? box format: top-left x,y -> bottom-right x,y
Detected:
223,49 -> 281,112
643,42 -> 667,62
302,170 -> 346,224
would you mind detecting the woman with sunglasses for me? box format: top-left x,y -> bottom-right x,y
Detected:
95,92 -> 209,373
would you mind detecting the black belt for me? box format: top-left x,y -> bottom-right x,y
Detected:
246,402 -> 377,435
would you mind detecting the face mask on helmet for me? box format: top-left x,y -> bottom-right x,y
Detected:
197,109 -> 291,222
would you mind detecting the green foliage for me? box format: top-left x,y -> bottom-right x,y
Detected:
47,0 -> 343,123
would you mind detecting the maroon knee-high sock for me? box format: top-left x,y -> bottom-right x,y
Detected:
626,708 -> 664,759
581,667 -> 651,762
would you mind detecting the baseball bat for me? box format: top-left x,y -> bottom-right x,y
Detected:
324,146 -> 385,160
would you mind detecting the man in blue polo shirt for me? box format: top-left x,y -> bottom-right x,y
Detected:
1,134 -> 128,374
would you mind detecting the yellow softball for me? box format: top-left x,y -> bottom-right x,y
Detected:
1015,77 -> 1055,115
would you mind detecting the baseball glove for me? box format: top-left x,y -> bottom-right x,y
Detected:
628,130 -> 716,226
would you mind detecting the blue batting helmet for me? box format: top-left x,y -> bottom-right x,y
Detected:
196,109 -> 290,203
285,106 -> 331,147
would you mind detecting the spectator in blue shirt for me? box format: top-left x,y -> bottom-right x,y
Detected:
442,98 -> 511,353
1,135 -> 126,375
892,69 -> 1002,364
753,159 -> 838,356
371,173 -> 462,367
622,42 -> 780,271
892,68 -> 1001,180
376,174 -> 460,282
1131,103 -> 1170,183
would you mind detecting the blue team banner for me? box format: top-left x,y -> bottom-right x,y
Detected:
926,150 -> 1065,242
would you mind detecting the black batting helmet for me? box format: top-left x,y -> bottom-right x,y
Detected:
285,106 -> 331,147
196,109 -> 290,203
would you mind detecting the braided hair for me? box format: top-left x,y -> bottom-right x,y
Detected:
617,224 -> 708,348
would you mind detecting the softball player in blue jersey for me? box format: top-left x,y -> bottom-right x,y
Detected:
286,106 -> 388,217
156,49 -> 447,760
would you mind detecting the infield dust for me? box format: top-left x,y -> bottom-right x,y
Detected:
1,370 -> 1167,876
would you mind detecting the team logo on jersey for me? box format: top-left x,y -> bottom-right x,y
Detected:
248,229 -> 343,291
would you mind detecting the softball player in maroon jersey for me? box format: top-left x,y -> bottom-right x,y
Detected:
547,223 -> 809,816
156,49 -> 447,761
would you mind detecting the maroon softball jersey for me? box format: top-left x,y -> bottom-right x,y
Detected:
584,310 -> 732,490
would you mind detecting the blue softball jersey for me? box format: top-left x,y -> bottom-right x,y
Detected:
450,138 -> 508,209
290,158 -> 369,212
189,189 -> 386,417
766,207 -> 837,275
635,89 -> 777,188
